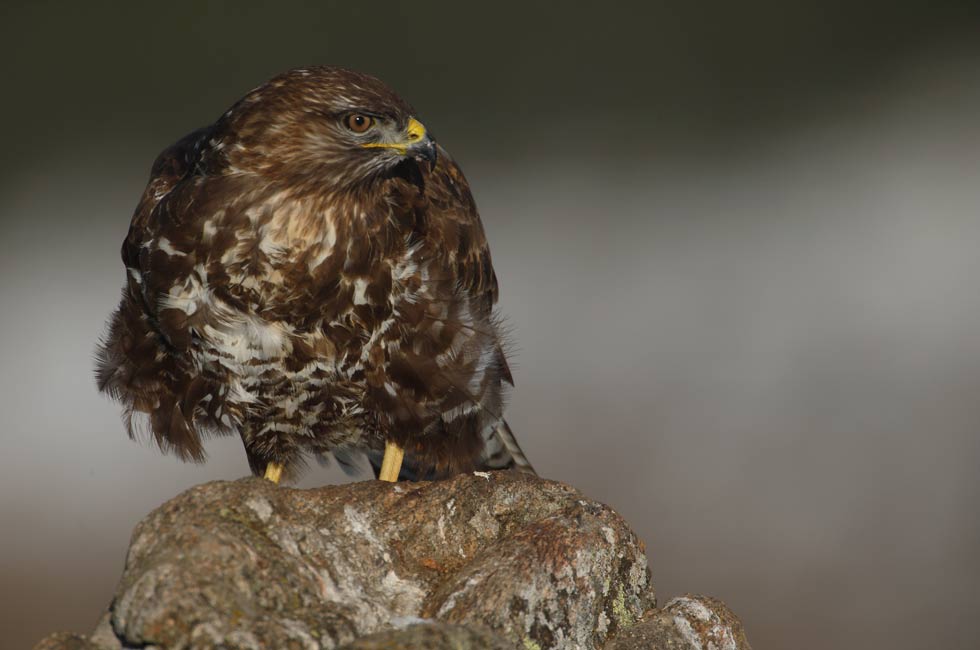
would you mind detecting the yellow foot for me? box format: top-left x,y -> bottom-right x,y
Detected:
263,462 -> 284,484
378,441 -> 405,482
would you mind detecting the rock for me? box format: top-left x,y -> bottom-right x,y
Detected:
605,596 -> 752,650
32,472 -> 751,650
33,634 -> 102,650
336,622 -> 513,649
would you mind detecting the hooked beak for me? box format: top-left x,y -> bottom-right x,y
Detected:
361,117 -> 437,169
404,117 -> 437,169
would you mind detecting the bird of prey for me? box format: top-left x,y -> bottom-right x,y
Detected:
96,66 -> 533,483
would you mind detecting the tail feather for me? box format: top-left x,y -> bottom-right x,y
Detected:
316,447 -> 375,477
481,419 -> 536,474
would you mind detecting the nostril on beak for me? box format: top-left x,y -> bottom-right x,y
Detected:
405,117 -> 426,144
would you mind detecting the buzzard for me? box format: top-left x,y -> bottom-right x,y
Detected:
96,66 -> 533,483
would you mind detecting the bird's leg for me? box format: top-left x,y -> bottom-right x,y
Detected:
263,462 -> 284,484
378,440 -> 405,482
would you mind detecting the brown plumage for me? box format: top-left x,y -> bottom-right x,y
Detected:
96,66 -> 533,481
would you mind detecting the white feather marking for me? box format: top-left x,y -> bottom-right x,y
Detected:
157,237 -> 186,257
160,275 -> 207,315
442,402 -> 480,423
307,219 -> 338,270
228,380 -> 256,404
258,235 -> 286,258
469,342 -> 497,392
352,278 -> 369,305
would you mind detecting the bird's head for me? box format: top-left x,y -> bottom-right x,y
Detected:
214,66 -> 438,190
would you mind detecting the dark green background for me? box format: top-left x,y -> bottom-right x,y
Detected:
4,1 -> 978,165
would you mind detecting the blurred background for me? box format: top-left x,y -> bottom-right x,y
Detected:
2,1 -> 980,648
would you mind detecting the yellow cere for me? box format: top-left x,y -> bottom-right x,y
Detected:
405,118 -> 426,142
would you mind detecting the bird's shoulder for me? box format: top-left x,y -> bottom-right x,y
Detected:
122,125 -> 223,267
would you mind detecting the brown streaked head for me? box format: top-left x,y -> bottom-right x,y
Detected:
210,66 -> 436,188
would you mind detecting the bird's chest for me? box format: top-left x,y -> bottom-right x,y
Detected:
204,201 -> 430,385
246,206 -> 424,326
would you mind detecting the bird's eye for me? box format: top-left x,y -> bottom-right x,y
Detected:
345,113 -> 374,134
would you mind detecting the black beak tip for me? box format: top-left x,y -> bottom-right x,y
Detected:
411,139 -> 438,170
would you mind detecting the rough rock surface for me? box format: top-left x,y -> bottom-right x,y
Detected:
33,472 -> 751,650
606,596 -> 752,650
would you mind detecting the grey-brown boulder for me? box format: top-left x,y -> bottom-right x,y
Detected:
33,634 -> 101,650
32,472 -> 751,650
606,595 -> 752,650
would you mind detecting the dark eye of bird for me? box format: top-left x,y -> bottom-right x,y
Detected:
345,113 -> 374,133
